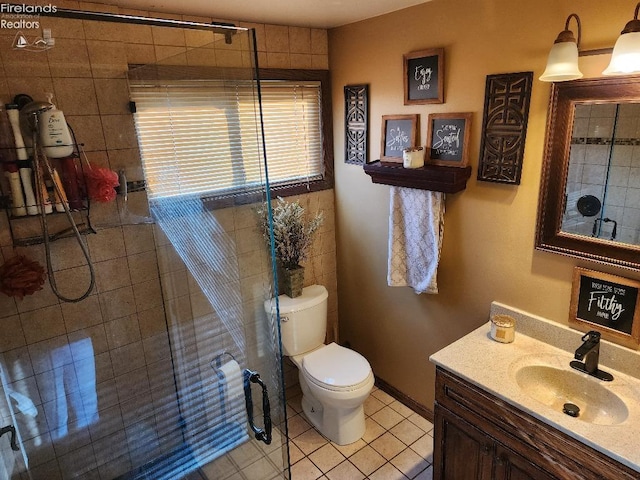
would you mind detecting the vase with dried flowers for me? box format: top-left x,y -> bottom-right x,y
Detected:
257,197 -> 323,298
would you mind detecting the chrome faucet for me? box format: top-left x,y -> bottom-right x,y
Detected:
570,331 -> 613,381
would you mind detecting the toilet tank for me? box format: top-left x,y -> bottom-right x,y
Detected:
266,284 -> 328,356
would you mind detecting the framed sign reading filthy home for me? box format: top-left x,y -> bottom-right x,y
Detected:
403,48 -> 444,105
380,114 -> 419,164
426,112 -> 472,167
569,267 -> 640,348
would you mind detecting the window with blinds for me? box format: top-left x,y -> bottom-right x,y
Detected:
129,79 -> 324,200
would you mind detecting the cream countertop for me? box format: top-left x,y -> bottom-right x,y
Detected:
429,302 -> 640,473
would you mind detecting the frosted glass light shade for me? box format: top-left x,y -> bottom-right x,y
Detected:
539,41 -> 583,82
603,31 -> 640,75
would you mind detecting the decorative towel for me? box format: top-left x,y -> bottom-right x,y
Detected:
387,187 -> 445,294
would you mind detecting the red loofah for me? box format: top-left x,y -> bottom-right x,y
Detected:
0,255 -> 46,299
84,166 -> 119,203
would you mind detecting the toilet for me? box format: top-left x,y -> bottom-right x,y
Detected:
265,284 -> 374,445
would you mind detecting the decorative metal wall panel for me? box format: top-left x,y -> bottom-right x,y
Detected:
477,72 -> 533,184
344,84 -> 368,165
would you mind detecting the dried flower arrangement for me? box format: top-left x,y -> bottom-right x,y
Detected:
257,197 -> 324,270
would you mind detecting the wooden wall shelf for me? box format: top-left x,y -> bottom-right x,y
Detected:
363,161 -> 471,193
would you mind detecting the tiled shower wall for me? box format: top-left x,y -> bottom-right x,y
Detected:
564,103 -> 640,244
0,2 -> 336,479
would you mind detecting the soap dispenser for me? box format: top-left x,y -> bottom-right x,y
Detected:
38,94 -> 73,158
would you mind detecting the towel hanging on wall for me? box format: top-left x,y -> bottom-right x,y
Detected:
387,186 -> 445,294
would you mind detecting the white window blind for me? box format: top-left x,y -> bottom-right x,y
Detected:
129,79 -> 323,200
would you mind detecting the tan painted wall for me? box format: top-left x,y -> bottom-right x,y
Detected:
329,0 -> 640,409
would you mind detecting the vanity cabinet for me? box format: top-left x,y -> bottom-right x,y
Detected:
433,367 -> 639,480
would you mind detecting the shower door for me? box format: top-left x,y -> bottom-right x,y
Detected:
0,11 -> 289,480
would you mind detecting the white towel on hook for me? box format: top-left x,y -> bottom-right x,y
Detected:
387,187 -> 445,294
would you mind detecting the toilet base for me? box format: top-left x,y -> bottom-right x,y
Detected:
299,391 -> 367,445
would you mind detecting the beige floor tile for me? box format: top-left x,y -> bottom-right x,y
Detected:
349,445 -> 386,476
407,413 -> 434,433
289,442 -> 305,465
332,438 -> 366,458
308,443 -> 345,473
364,394 -> 385,417
372,406 -> 405,430
390,420 -> 426,446
371,389 -> 395,405
369,462 -> 408,480
370,432 -> 407,460
291,457 -> 323,480
294,428 -> 329,455
391,449 -> 429,479
410,435 -> 434,462
240,456 -> 279,479
362,417 -> 386,443
325,460 -> 365,480
388,400 -> 415,418
413,465 -> 434,480
288,413 -> 313,438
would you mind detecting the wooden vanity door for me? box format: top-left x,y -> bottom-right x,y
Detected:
493,444 -> 557,480
433,405 -> 494,479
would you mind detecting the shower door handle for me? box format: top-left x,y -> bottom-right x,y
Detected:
0,425 -> 19,451
243,369 -> 272,445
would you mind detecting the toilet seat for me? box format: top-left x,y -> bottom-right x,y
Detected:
302,342 -> 372,392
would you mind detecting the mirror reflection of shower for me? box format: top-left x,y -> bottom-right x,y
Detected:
563,102 -> 640,245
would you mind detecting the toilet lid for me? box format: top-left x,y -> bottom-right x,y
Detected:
302,342 -> 371,388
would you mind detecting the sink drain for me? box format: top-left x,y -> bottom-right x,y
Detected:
563,403 -> 580,418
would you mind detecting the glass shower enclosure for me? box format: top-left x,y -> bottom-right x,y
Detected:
0,9 -> 288,480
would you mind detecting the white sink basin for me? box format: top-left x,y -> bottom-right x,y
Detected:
514,363 -> 629,425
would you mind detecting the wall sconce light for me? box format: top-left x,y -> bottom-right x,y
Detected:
539,13 -> 583,82
603,2 -> 640,75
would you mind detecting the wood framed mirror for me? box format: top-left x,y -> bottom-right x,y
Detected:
536,76 -> 640,270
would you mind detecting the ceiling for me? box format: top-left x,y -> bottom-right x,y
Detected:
110,0 -> 432,28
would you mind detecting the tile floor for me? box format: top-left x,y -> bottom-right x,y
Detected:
286,384 -> 435,480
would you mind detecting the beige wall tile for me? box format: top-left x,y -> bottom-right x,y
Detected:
27,335 -> 70,374
101,114 -> 138,150
111,340 -> 145,376
185,48 -> 217,67
128,251 -> 159,285
67,323 -> 109,355
87,226 -> 126,262
310,28 -> 328,55
122,224 -> 155,255
291,53 -> 312,69
106,314 -> 142,349
132,277 -> 163,311
61,294 -> 103,332
311,54 -> 329,70
185,28 -> 214,48
64,115 -> 106,151
289,27 -> 311,54
40,16 -> 86,39
14,282 -> 60,315
137,305 -> 166,339
265,25 -> 289,53
266,52 -> 290,69
47,38 -> 92,78
126,44 -> 156,65
0,315 -> 26,352
5,76 -> 55,106
94,257 -> 132,293
214,49 -> 243,68
52,77 -> 99,115
0,41 -> 51,77
86,40 -> 128,78
99,285 -> 136,321
160,270 -> 189,300
239,23 -> 266,52
93,79 -> 131,115
152,26 -> 186,47
83,20 -> 122,41
48,264 -> 95,300
154,45 -> 187,64
20,305 -> 65,344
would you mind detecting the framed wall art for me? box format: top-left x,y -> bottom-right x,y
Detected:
403,48 -> 444,105
569,267 -> 640,348
426,112 -> 472,167
380,114 -> 418,164
344,84 -> 369,165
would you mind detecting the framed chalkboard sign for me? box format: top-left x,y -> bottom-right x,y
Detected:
569,267 -> 640,348
380,114 -> 418,164
404,48 -> 444,105
426,112 -> 472,167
